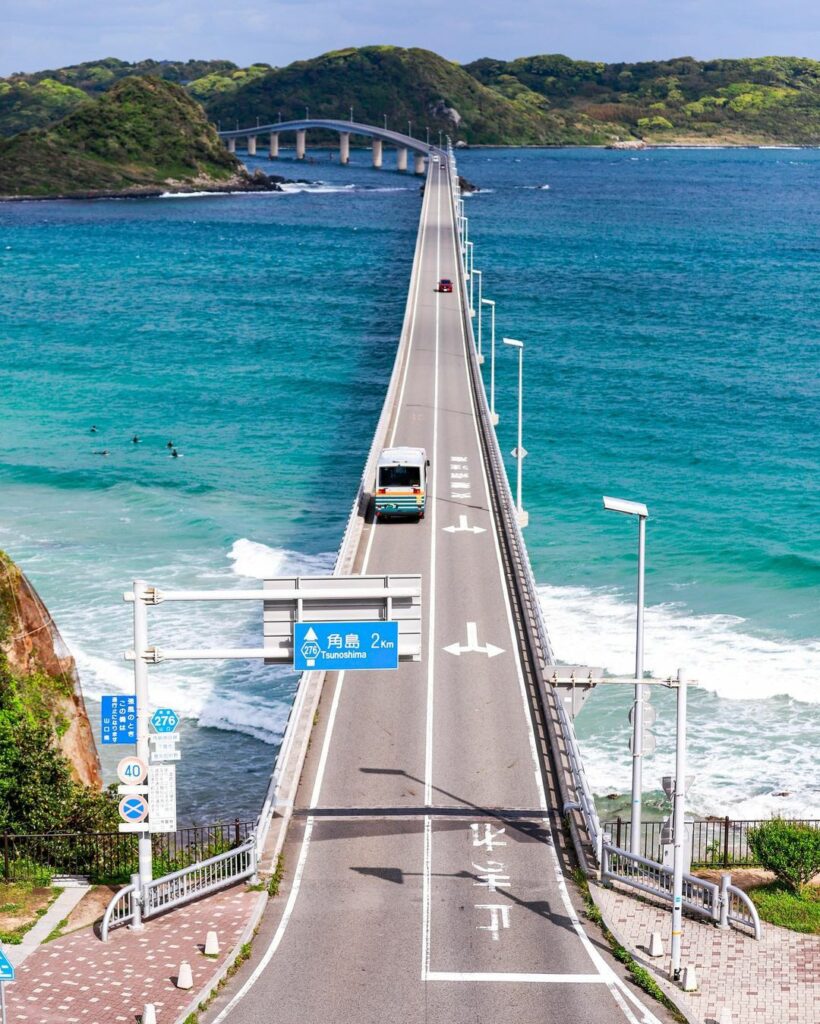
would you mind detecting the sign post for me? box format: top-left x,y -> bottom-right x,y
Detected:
132,579 -> 152,891
0,946 -> 16,1024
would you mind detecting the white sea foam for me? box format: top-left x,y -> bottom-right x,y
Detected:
227,538 -> 334,579
538,583 -> 820,705
279,182 -> 357,194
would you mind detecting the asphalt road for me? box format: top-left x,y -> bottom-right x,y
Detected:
206,161 -> 666,1024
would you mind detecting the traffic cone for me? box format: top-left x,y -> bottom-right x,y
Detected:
142,1005 -> 157,1024
647,931 -> 663,957
176,961 -> 193,989
204,930 -> 220,956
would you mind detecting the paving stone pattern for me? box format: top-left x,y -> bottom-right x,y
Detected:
593,881 -> 820,1024
6,884 -> 258,1024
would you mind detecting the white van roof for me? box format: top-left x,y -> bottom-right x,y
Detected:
378,446 -> 427,468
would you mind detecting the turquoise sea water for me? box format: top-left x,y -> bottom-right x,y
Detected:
0,147 -> 817,823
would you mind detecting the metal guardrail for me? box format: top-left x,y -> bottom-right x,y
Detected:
601,842 -> 762,939
101,834 -> 257,941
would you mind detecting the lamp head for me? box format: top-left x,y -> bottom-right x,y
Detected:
602,495 -> 649,518
503,337 -> 523,349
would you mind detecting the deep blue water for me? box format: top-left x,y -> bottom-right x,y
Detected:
0,146 -> 817,822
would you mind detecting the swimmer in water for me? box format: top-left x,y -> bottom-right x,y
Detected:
132,435 -> 140,444
171,448 -> 180,458
94,449 -> 110,456
90,425 -> 98,434
167,440 -> 174,449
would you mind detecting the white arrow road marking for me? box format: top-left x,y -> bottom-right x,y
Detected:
451,456 -> 468,463
444,622 -> 505,658
443,515 -> 486,535
451,482 -> 470,490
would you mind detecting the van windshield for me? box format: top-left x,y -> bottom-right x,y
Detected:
379,465 -> 421,488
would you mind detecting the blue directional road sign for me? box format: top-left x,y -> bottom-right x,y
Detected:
294,621 -> 399,672
101,695 -> 137,744
0,947 -> 15,981
151,708 -> 180,733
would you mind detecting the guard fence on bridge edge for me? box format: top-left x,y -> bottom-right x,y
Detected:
1,819 -> 255,885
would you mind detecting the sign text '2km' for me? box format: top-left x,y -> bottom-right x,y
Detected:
294,621 -> 399,671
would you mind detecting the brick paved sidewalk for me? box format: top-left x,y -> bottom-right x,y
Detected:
5,883 -> 260,1024
592,881 -> 820,1024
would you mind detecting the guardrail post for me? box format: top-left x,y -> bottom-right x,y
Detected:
130,873 -> 144,932
723,815 -> 730,868
615,816 -> 622,850
718,873 -> 730,929
234,818 -> 241,847
2,832 -> 8,881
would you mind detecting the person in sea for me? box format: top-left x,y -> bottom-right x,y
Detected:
166,440 -> 174,449
132,435 -> 140,444
94,449 -> 110,456
90,425 -> 97,433
171,447 -> 180,458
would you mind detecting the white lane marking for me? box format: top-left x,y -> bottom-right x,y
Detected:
471,823 -> 506,850
212,176 -> 441,1024
473,865 -> 511,892
426,971 -> 609,984
443,515 -> 485,535
443,621 -> 504,658
450,456 -> 468,462
448,196 -> 661,1024
421,164 -> 444,983
475,904 -> 511,940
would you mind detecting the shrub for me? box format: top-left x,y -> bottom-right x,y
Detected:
747,820 -> 820,895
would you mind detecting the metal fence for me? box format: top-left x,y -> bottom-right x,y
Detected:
1,819 -> 255,884
601,817 -> 820,868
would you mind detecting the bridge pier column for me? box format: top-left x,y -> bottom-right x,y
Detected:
339,132 -> 350,165
396,147 -> 408,172
414,153 -> 426,175
247,135 -> 257,156
269,132 -> 279,159
372,139 -> 383,168
296,129 -> 306,160
227,137 -> 236,154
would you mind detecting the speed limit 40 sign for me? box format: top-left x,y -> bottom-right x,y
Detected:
117,756 -> 148,786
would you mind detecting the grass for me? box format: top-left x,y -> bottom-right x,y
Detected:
0,883 -> 61,943
572,869 -> 685,1022
44,917 -> 68,943
748,883 -> 820,934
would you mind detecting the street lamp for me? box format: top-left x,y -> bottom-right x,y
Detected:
408,120 -> 412,137
473,271 -> 483,362
602,494 -> 649,856
384,114 -> 387,129
503,338 -> 528,528
670,669 -> 687,982
350,106 -> 354,123
466,242 -> 475,311
426,125 -> 430,145
481,298 -> 498,423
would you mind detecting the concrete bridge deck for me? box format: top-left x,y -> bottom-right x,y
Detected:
204,157 -> 664,1023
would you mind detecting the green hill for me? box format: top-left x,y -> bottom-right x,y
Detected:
0,58 -> 237,137
195,46 -> 567,144
0,76 -> 244,198
465,54 -> 820,144
3,48 -> 820,146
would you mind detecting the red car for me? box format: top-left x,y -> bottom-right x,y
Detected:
437,278 -> 453,293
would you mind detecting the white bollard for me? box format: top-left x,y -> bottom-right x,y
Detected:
717,1010 -> 734,1024
647,931 -> 664,957
176,961 -> 193,990
681,965 -> 698,992
204,930 -> 220,956
142,1004 -> 157,1024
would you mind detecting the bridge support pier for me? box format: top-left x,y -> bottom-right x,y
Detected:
227,137 -> 236,154
339,132 -> 350,165
247,135 -> 257,156
396,147 -> 408,172
372,139 -> 383,168
269,132 -> 279,159
414,153 -> 426,175
296,129 -> 306,160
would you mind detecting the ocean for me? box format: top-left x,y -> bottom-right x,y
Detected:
0,146 -> 817,825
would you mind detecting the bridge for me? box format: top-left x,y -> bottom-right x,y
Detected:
197,144 -> 666,1024
218,118 -> 433,173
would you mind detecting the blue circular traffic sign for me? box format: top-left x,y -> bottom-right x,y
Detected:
119,795 -> 149,823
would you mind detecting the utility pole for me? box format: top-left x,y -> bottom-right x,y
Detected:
670,669 -> 687,981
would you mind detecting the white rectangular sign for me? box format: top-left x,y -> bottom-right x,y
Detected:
149,733 -> 181,763
148,764 -> 177,833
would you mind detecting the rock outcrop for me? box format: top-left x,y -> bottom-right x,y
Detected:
0,552 -> 102,788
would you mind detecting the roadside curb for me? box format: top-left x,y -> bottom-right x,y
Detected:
588,882 -> 702,1024
173,886 -> 268,1024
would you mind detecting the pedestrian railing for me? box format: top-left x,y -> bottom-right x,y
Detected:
601,842 -> 762,939
602,816 -> 820,868
101,834 -> 257,941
